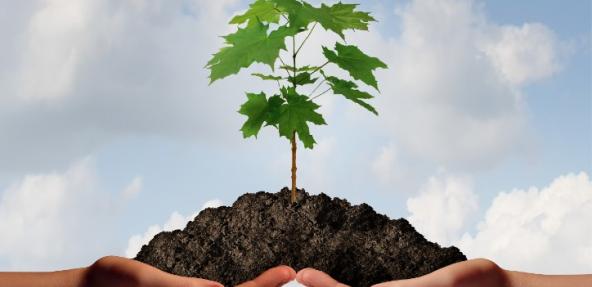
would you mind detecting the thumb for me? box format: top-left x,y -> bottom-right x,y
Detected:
150,273 -> 224,287
296,268 -> 350,287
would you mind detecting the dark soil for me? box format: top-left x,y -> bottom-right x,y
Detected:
135,188 -> 466,286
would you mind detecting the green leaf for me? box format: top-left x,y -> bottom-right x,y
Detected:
251,73 -> 284,80
305,2 -> 375,38
280,65 -> 320,72
323,42 -> 387,90
323,73 -> 378,115
265,95 -> 285,127
206,21 -> 299,83
278,87 -> 326,148
290,72 -> 317,86
238,92 -> 284,138
270,1 -> 374,38
230,0 -> 281,25
271,0 -> 303,12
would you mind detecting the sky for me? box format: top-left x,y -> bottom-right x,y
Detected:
0,0 -> 590,282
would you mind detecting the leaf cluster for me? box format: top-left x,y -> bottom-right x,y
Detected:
206,0 -> 388,149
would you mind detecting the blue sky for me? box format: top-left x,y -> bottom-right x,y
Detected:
0,0 -> 590,276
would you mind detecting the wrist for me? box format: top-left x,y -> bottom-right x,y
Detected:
0,268 -> 89,287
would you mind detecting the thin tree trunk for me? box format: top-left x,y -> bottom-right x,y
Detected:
291,34 -> 298,204
290,131 -> 297,203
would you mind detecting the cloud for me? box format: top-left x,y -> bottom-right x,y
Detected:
122,176 -> 143,199
349,0 -> 564,169
407,171 -> 592,274
371,144 -> 400,184
481,23 -> 563,86
0,0 -> 252,172
407,173 -> 479,245
124,198 -> 224,258
0,157 -> 133,270
457,172 -> 592,274
0,0 -> 567,174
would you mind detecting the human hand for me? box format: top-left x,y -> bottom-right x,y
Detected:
0,255 -> 296,287
85,256 -> 296,287
295,258 -> 592,287
295,259 -> 507,287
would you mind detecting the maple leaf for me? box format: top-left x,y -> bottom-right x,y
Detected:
230,0 -> 281,25
278,87 -> 326,148
271,0 -> 303,11
322,72 -> 378,115
206,21 -> 298,83
271,1 -> 374,38
238,92 -> 284,138
323,42 -> 387,90
306,2 -> 375,38
280,65 -> 320,72
251,73 -> 284,80
290,72 -> 318,86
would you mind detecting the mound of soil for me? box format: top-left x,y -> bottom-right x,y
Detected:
135,188 -> 466,286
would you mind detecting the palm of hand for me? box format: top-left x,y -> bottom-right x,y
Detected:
84,256 -> 296,287
295,259 -> 507,287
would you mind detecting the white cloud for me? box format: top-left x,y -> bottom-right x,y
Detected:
125,198 -> 224,258
481,23 -> 562,86
0,0 -> 253,172
407,173 -> 479,245
457,172 -> 592,274
0,0 -> 567,174
371,144 -> 399,184
348,0 -> 564,168
407,171 -> 592,274
16,0 -> 93,101
122,176 -> 143,199
0,157 -> 134,270
202,199 -> 224,210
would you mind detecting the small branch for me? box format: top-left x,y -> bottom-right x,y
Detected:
311,87 -> 331,100
309,61 -> 330,77
276,80 -> 281,89
292,36 -> 297,88
278,57 -> 292,78
308,79 -> 326,97
295,22 -> 317,56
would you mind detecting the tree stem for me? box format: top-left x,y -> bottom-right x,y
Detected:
309,61 -> 330,77
308,79 -> 326,97
290,35 -> 298,204
311,87 -> 331,100
295,22 -> 317,56
278,56 -> 292,78
291,131 -> 297,204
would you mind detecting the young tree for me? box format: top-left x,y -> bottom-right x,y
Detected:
206,0 -> 387,203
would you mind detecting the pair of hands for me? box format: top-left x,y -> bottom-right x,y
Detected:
84,256 -> 508,287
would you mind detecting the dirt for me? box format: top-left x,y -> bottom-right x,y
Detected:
135,187 -> 466,286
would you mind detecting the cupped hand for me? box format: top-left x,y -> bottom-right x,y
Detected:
85,256 -> 296,287
295,259 -> 507,287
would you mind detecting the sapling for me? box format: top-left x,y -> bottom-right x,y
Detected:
206,0 -> 388,203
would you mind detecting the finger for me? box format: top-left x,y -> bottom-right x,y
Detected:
371,259 -> 505,287
153,275 -> 224,287
371,267 -> 454,287
90,256 -> 224,287
296,268 -> 350,287
124,259 -> 223,287
371,274 -> 449,287
237,265 -> 296,287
